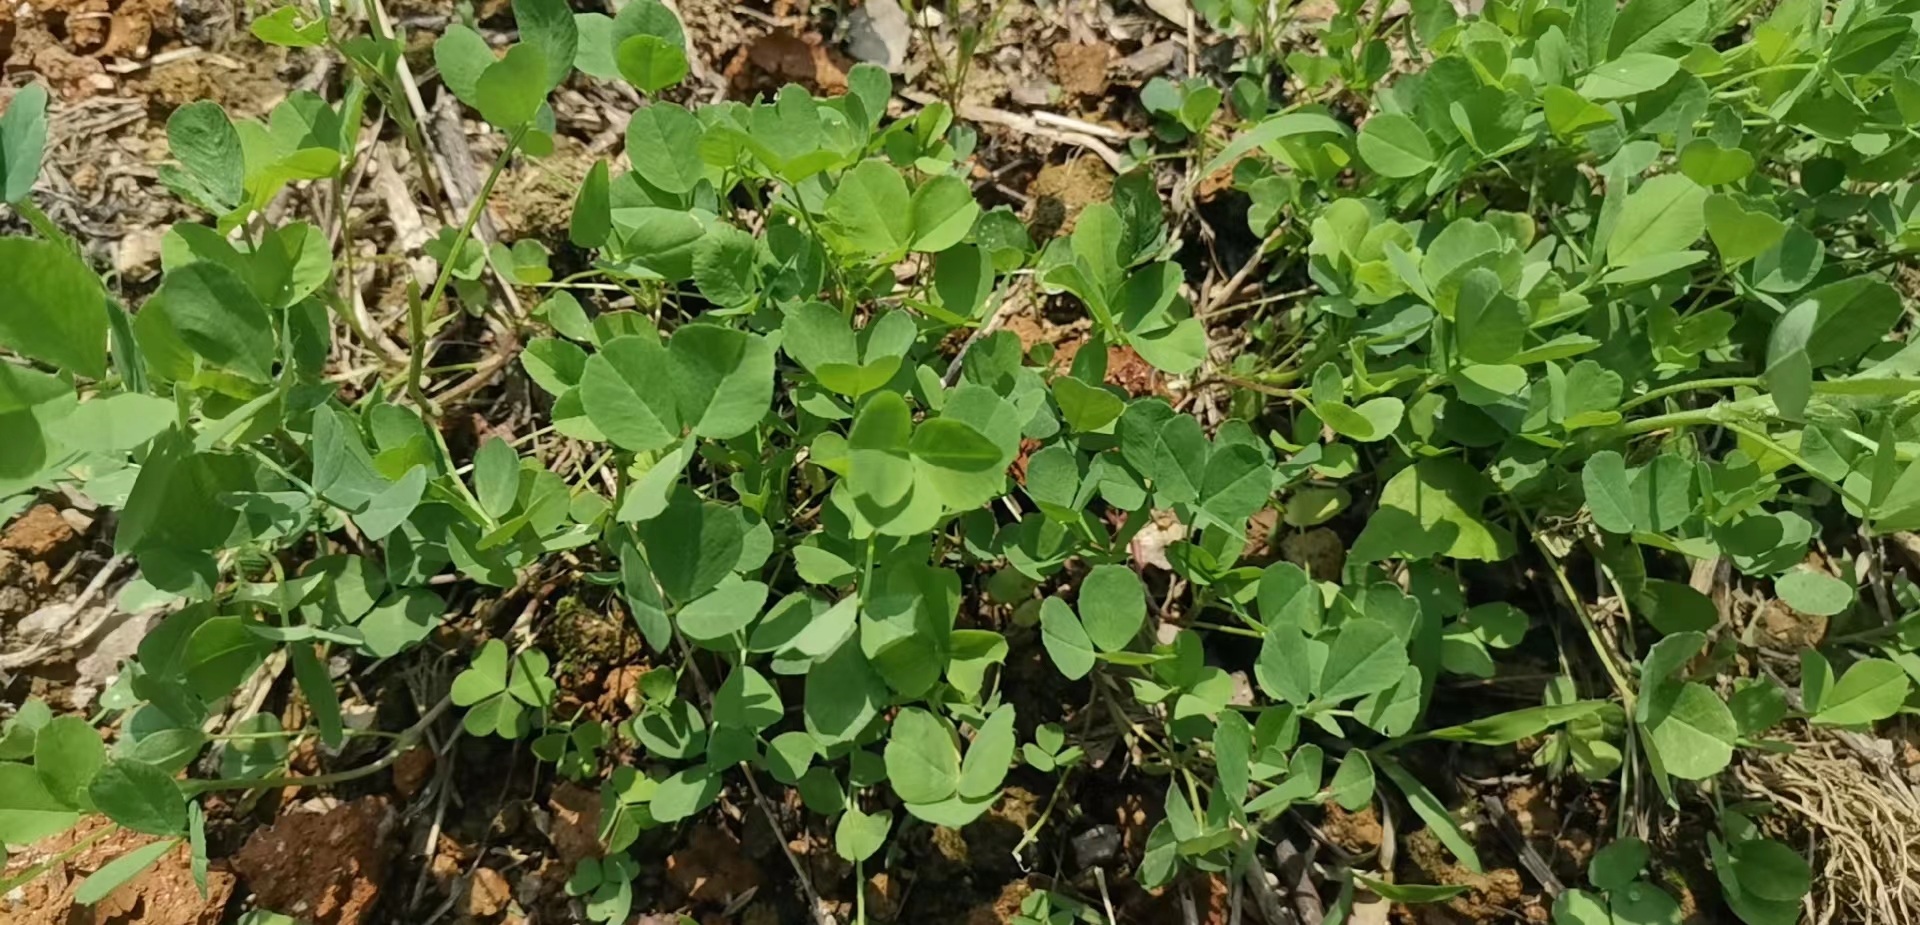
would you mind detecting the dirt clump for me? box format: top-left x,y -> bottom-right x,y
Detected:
1053,42 -> 1112,97
546,781 -> 604,866
1025,155 -> 1113,242
1755,597 -> 1827,649
1283,527 -> 1346,580
464,866 -> 513,918
667,825 -> 764,905
230,796 -> 394,925
734,30 -> 851,93
3,503 -> 79,560
1322,802 -> 1384,854
0,816 -> 235,924
961,878 -> 1035,925
1402,828 -> 1534,923
391,745 -> 435,798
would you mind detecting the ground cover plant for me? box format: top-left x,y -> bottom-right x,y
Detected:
0,0 -> 1918,921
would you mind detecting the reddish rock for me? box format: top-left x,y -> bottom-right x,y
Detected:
231,797 -> 394,925
666,826 -> 764,906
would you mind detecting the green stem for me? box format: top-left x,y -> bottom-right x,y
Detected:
185,694 -> 452,795
13,198 -> 79,253
1618,376 -> 1761,413
408,122 -> 530,414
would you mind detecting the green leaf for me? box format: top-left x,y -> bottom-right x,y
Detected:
625,103 -> 705,193
910,175 -> 981,253
909,418 -> 1001,472
834,805 -> 892,862
885,707 -> 961,805
75,839 -> 180,906
714,665 -> 784,731
1039,596 -> 1096,680
1606,174 -> 1707,268
1378,756 -> 1482,873
580,334 -> 680,451
35,715 -> 105,808
1544,86 -> 1616,138
1,82 -> 50,203
472,437 -> 520,521
89,759 -> 187,836
475,45 -> 549,128
153,262 -> 275,382
0,237 -> 109,377
165,101 -> 244,212
650,764 -> 722,822
1608,0 -> 1707,57
1582,450 -> 1636,534
1635,580 -> 1718,635
1774,568 -> 1853,616
1727,839 -> 1811,903
639,490 -> 743,602
677,576 -> 767,643
957,704 -> 1016,798
804,638 -> 886,748
1643,682 -> 1736,779
1356,113 -> 1435,177
1328,750 -> 1376,811
1422,702 -> 1610,744
1578,53 -> 1680,99
358,588 -> 445,658
1351,458 -> 1512,562
1609,881 -> 1682,925
1704,194 -> 1786,267
1589,837 -> 1649,890
0,762 -> 80,844
827,160 -> 913,257
1554,889 -> 1610,925
1198,111 -> 1349,181
1810,658 -> 1909,726
513,0 -> 578,89
1318,619 -> 1411,703
250,7 -> 328,46
616,34 -> 688,92
1678,139 -> 1754,186
1079,565 -> 1147,653
434,26 -> 495,109
1052,375 -> 1125,433
669,324 -> 774,439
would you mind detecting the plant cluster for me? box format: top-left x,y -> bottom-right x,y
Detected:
0,0 -> 1914,919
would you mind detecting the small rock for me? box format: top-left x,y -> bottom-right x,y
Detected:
230,796 -> 393,925
864,872 -> 904,920
1139,0 -> 1194,27
391,746 -> 434,799
1071,825 -> 1123,869
1283,527 -> 1346,580
463,867 -> 511,918
2,504 -> 78,560
846,0 -> 911,73
666,826 -> 763,905
115,226 -> 166,280
546,783 -> 602,866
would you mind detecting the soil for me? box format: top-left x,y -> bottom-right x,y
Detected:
665,825 -> 763,906
2,503 -> 79,560
229,797 -> 394,925
1401,828 -> 1539,924
0,816 -> 236,924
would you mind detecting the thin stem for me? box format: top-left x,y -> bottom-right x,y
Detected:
185,694 -> 453,794
13,198 -> 79,253
1618,376 -> 1761,413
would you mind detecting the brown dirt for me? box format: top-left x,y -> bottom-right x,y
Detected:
732,30 -> 851,94
666,825 -> 764,906
960,878 -> 1035,925
491,134 -> 600,243
1052,42 -> 1112,97
1755,597 -> 1827,649
463,866 -> 513,918
1025,155 -> 1113,243
1322,802 -> 1384,854
1283,528 -> 1346,580
230,796 -> 394,925
545,781 -> 604,866
0,816 -> 236,925
2,503 -> 79,560
391,745 -> 435,799
1401,828 -> 1537,924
